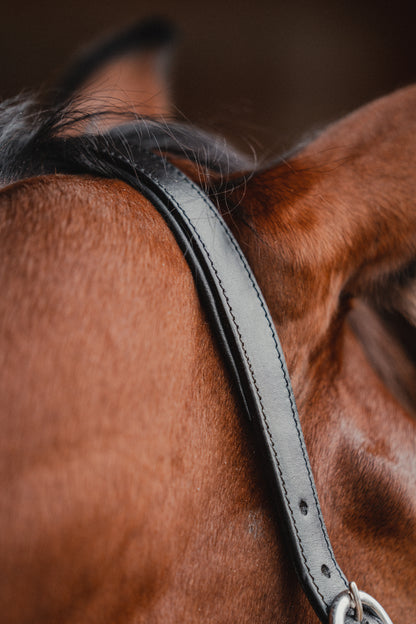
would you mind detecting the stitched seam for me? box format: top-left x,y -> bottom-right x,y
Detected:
99,147 -> 347,603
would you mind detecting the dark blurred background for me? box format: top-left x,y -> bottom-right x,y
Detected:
1,0 -> 415,155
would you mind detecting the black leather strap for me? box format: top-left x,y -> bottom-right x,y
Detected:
53,137 -> 381,624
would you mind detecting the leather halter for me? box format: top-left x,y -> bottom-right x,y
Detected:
50,131 -> 390,624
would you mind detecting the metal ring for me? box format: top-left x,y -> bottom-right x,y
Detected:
329,586 -> 394,624
349,582 -> 364,622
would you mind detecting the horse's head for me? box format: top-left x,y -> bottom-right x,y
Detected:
236,84 -> 416,621
0,19 -> 415,624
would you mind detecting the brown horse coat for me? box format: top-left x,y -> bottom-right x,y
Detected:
0,26 -> 415,623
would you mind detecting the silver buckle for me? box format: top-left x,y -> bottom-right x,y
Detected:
329,582 -> 394,624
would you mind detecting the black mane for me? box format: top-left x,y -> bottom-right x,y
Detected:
0,95 -> 254,190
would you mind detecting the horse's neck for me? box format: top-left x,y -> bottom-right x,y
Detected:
0,174 -> 311,622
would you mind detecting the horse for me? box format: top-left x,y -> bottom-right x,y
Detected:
0,18 -> 415,624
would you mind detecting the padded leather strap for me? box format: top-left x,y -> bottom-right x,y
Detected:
57,137 -> 381,624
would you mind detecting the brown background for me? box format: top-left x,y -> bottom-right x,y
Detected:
1,0 -> 415,154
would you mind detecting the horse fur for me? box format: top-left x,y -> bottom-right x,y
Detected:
0,20 -> 415,624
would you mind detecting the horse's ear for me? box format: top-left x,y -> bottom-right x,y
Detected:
56,17 -> 175,121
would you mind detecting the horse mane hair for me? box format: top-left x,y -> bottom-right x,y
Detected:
0,94 -> 255,189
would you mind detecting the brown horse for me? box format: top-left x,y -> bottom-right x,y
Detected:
0,20 -> 415,624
